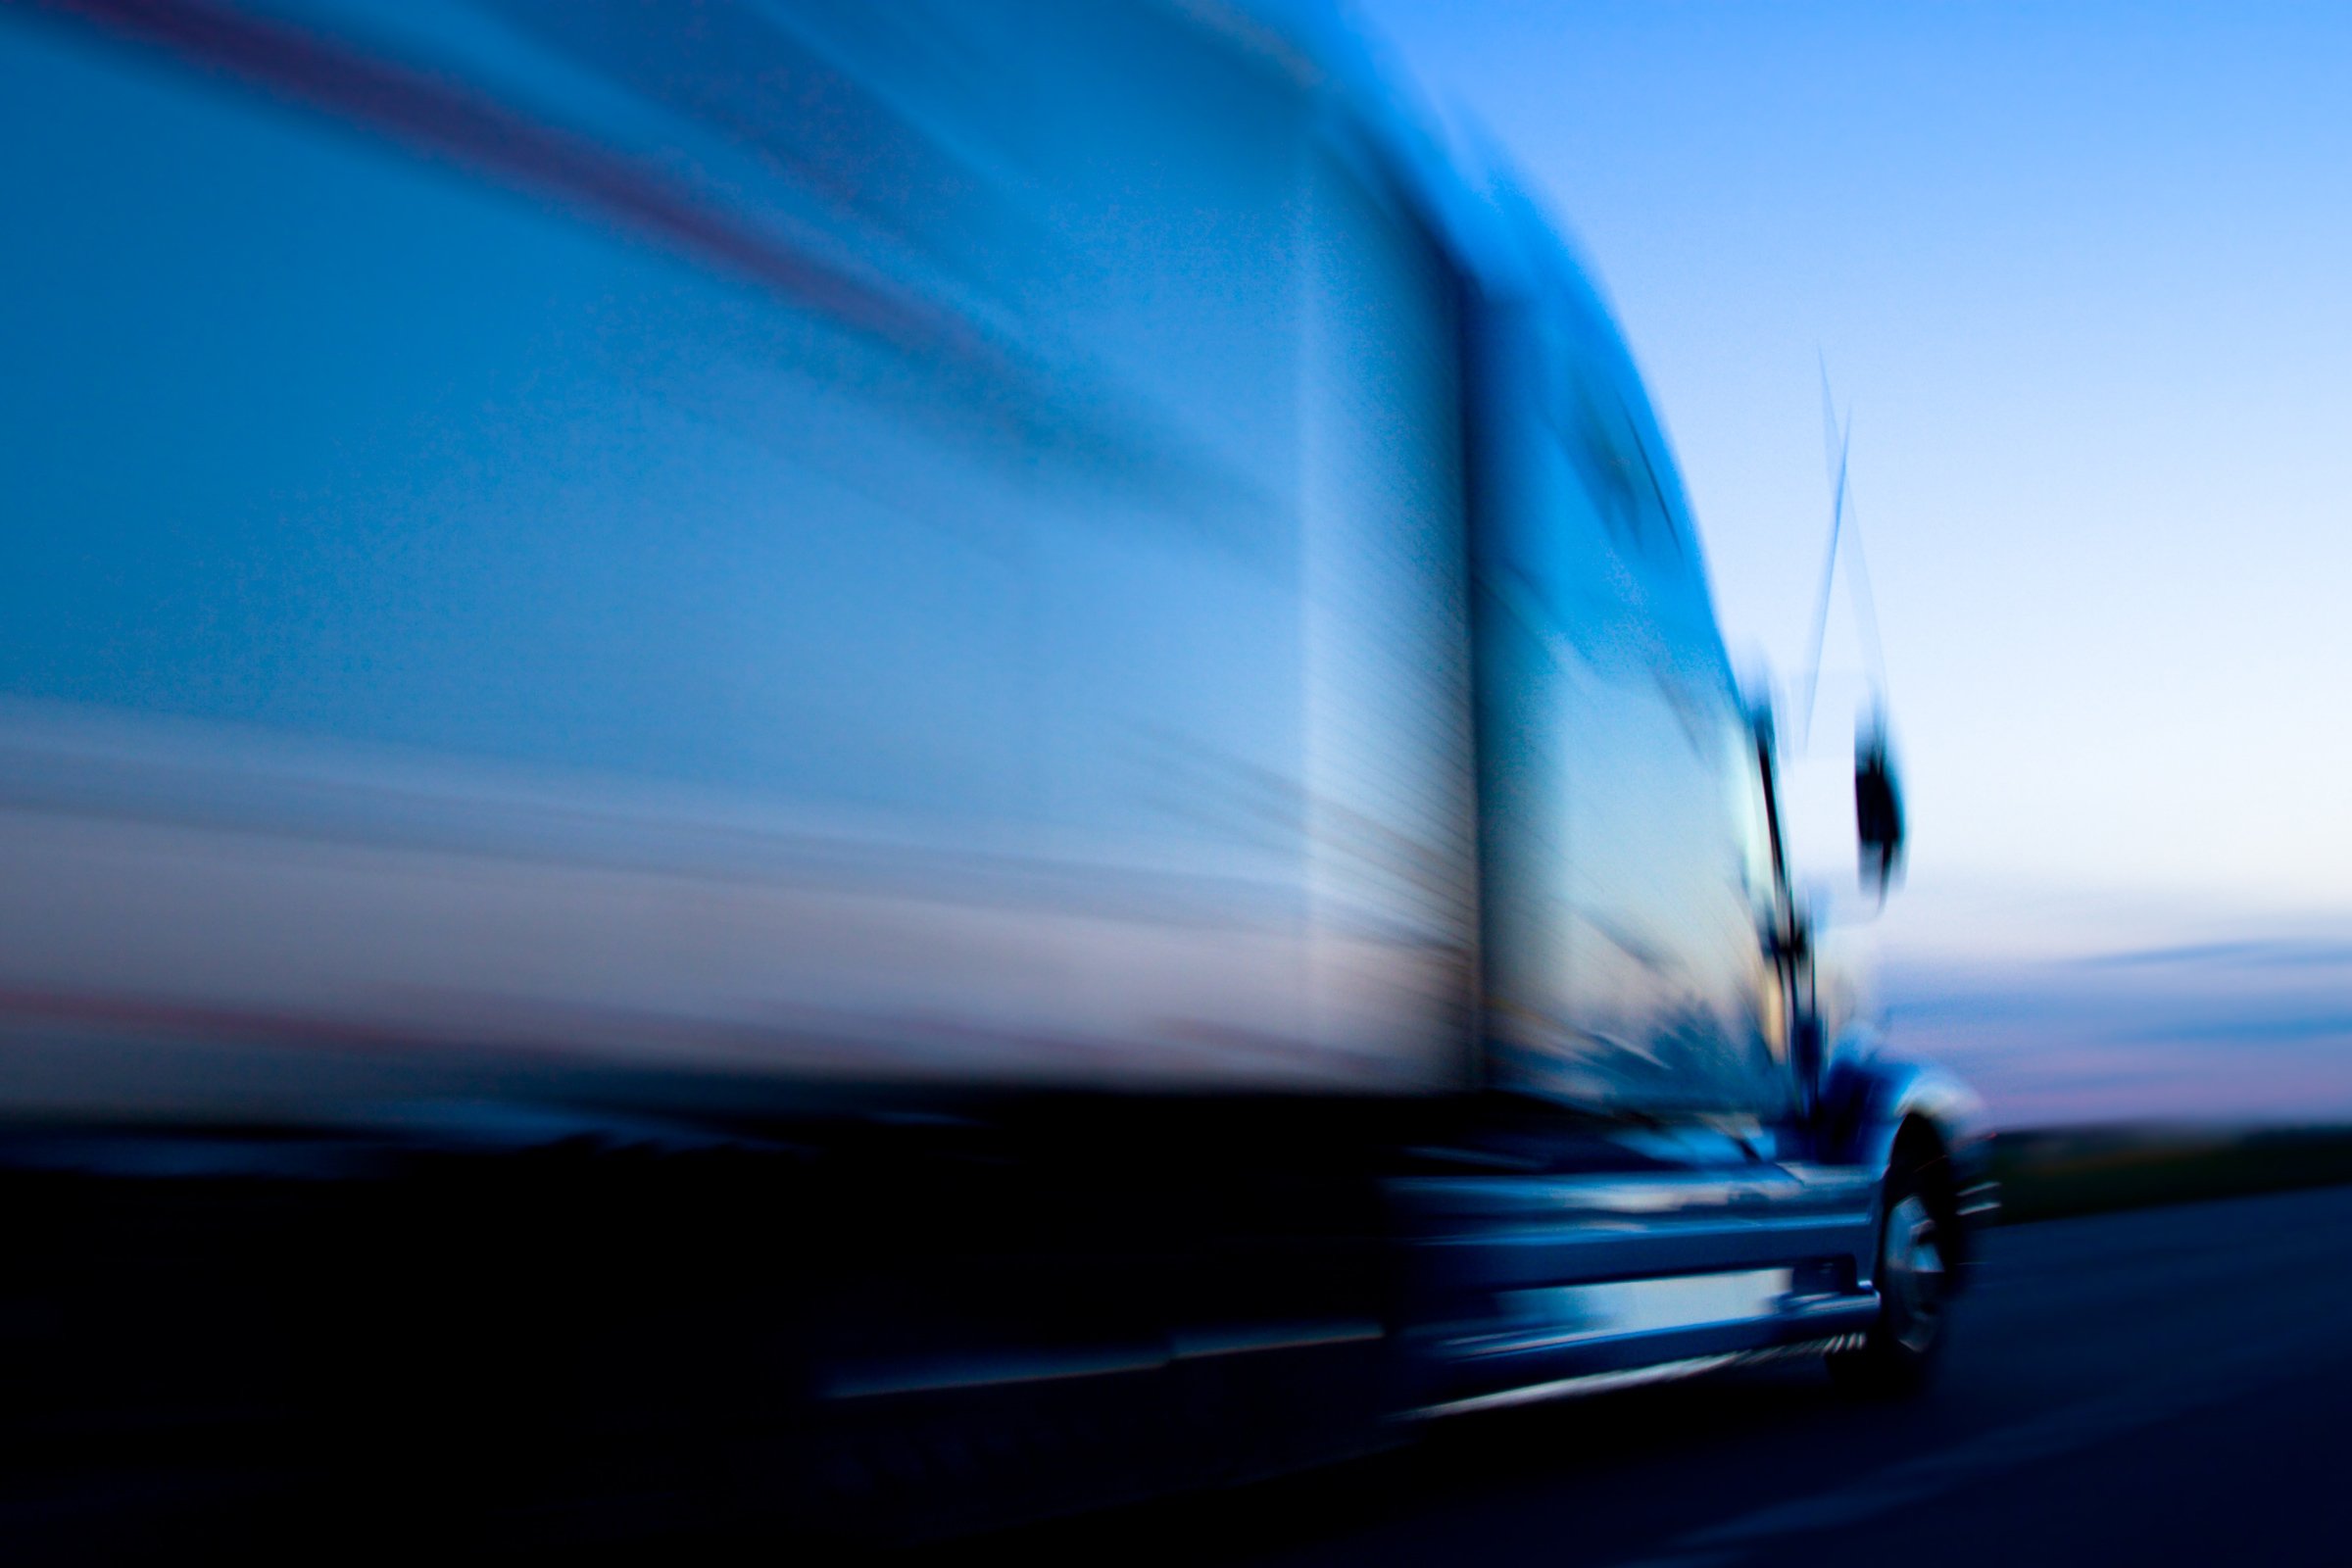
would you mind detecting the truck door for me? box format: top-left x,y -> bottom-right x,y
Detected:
1470,304 -> 1792,1120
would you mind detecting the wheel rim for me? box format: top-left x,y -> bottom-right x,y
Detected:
1882,1193 -> 1946,1353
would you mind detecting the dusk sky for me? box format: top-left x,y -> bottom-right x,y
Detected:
1357,0 -> 2352,1122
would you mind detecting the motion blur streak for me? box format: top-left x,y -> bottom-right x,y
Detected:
16,0 -> 970,352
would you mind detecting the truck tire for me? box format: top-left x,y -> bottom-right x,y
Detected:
1828,1157 -> 1951,1397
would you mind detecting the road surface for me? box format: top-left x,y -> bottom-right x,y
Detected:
958,1183 -> 2352,1567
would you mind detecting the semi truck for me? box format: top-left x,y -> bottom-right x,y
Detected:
0,0 -> 1989,1544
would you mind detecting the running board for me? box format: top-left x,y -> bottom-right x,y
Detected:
1408,1331 -> 1871,1421
1403,1263 -> 1883,1412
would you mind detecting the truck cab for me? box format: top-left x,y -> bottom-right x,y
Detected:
1393,214 -> 1987,1411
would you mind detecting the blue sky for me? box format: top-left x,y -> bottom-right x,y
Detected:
1355,0 -> 2352,1121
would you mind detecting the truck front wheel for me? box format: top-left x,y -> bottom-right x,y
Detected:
1829,1160 -> 1950,1396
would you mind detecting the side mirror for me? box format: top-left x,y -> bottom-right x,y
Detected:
1855,729 -> 1904,898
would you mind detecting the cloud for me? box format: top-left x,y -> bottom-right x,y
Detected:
1882,932 -> 2352,1127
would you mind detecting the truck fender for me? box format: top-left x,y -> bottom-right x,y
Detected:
1816,1034 -> 1995,1288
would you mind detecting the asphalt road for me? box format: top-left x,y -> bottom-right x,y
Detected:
962,1183 -> 2352,1567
